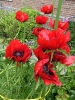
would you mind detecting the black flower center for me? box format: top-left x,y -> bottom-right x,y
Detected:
43,65 -> 54,76
13,51 -> 24,57
54,52 -> 62,55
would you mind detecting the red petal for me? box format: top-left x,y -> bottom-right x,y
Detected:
43,78 -> 62,86
41,4 -> 53,14
34,59 -> 49,75
65,31 -> 70,42
49,18 -> 54,28
60,56 -> 75,66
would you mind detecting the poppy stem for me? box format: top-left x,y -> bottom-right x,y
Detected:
19,63 -> 23,83
16,63 -> 24,97
54,0 -> 63,30
23,0 -> 28,42
6,66 -> 10,86
52,0 -> 56,19
40,84 -> 52,99
45,85 -> 52,96
50,50 -> 54,62
23,23 -> 26,42
26,79 -> 40,99
0,95 -> 8,100
14,26 -> 21,39
24,0 -> 27,9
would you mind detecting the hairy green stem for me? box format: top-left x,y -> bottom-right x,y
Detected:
50,50 -> 54,62
52,0 -> 56,19
45,85 -> 52,96
54,0 -> 63,30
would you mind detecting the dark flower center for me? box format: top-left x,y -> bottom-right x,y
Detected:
43,65 -> 54,76
54,52 -> 62,55
13,51 -> 24,57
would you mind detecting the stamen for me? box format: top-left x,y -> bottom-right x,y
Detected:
43,65 -> 54,76
13,51 -> 24,57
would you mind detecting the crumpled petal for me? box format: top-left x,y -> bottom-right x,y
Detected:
60,56 -> 75,66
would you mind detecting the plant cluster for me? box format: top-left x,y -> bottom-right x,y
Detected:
0,0 -> 75,100
0,8 -> 40,40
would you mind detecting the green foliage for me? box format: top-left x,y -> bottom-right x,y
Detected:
45,64 -> 75,100
0,8 -> 41,41
0,58 -> 38,99
69,21 -> 75,54
1,52 -> 75,100
0,6 -> 75,100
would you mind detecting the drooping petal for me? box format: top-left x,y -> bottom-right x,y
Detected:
52,51 -> 67,62
52,51 -> 75,66
60,56 -> 75,66
34,59 -> 49,75
34,59 -> 62,86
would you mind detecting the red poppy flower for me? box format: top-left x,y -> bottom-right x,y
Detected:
5,39 -> 32,64
32,27 -> 44,36
49,18 -> 69,30
59,56 -> 75,66
37,28 -> 70,53
33,46 -> 49,60
52,51 -> 67,62
50,51 -> 75,66
15,10 -> 22,20
15,10 -> 28,22
34,59 -> 62,86
35,15 -> 48,24
40,4 -> 53,14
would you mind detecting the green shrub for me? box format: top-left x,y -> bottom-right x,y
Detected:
0,8 -> 75,100
0,8 -> 41,41
69,21 -> 75,54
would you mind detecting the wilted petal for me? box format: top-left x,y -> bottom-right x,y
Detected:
60,56 -> 75,66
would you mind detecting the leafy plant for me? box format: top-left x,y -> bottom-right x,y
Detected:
0,8 -> 41,41
69,21 -> 75,54
0,0 -> 75,100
